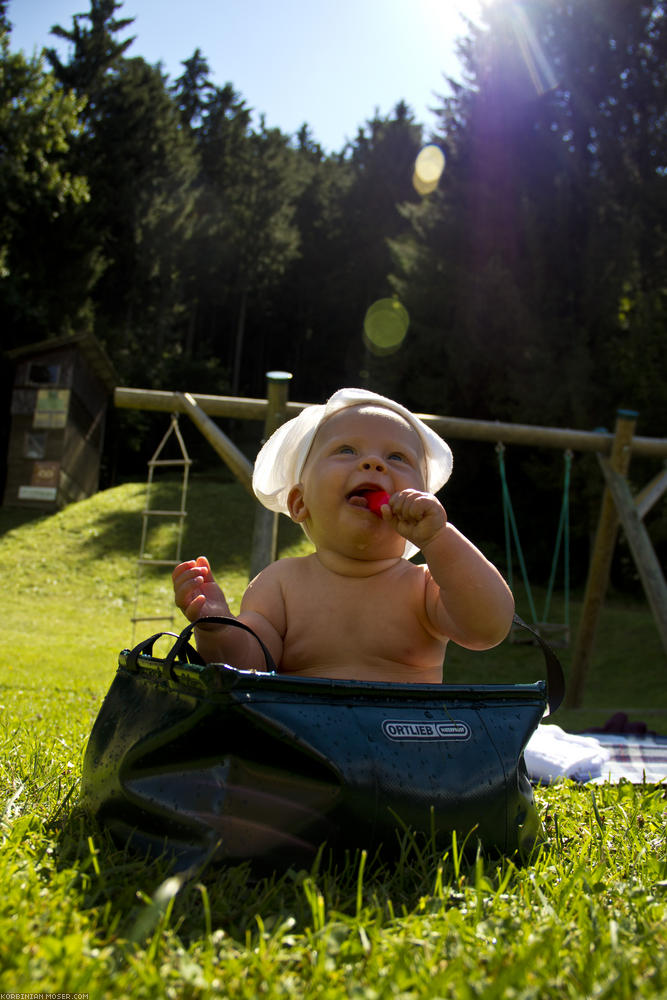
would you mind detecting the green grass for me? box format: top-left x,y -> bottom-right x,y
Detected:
1,480 -> 666,997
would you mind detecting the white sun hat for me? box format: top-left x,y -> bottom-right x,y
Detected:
252,387 -> 453,557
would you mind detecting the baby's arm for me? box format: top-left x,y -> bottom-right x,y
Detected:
172,556 -> 283,666
384,490 -> 514,649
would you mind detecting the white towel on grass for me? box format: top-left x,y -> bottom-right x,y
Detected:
525,724 -> 610,783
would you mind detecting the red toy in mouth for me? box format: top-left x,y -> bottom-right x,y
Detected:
366,490 -> 391,516
347,487 -> 390,515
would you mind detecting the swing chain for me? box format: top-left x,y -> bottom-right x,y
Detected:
496,442 -> 539,623
543,449 -> 572,628
497,443 -> 572,640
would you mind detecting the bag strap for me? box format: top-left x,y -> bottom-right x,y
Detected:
125,629 -> 202,673
163,615 -> 278,678
512,614 -> 565,716
124,616 -> 277,681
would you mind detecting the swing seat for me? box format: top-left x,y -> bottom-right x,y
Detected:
509,621 -> 570,649
80,616 -> 564,869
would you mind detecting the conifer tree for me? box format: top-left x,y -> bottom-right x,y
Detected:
0,22 -> 89,343
45,2 -> 198,383
171,48 -> 215,130
46,0 -> 135,106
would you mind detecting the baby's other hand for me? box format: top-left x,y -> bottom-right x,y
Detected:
172,555 -> 230,623
384,490 -> 447,550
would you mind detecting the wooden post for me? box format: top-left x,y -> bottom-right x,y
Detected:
566,409 -> 638,708
597,458 -> 667,657
249,372 -> 293,579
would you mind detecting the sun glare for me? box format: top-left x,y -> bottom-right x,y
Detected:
415,1 -> 557,97
506,2 -> 558,94
416,0 -> 485,36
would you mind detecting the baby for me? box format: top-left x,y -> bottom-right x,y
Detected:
173,388 -> 514,683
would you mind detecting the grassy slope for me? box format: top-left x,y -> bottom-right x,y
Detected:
0,482 -> 666,997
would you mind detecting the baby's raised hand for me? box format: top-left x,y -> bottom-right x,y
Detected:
383,489 -> 447,550
172,555 -> 230,623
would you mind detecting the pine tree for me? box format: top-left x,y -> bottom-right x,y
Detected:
181,87 -> 304,395
0,25 -> 89,343
46,0 -> 135,107
171,48 -> 215,130
85,56 -> 198,380
44,2 -> 199,383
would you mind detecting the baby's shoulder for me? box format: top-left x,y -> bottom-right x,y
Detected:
255,554 -> 314,586
394,557 -> 430,585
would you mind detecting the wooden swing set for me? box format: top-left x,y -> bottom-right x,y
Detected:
116,373 -> 667,709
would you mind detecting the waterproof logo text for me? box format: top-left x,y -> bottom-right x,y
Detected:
381,719 -> 471,742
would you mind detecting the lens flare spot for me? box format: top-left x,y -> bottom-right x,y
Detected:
413,144 -> 445,195
363,298 -> 410,356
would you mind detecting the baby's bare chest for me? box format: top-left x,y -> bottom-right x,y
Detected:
279,565 -> 440,672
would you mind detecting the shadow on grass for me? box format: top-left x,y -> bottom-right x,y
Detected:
52,799 -> 521,948
73,480 -> 259,570
0,506 -> 49,537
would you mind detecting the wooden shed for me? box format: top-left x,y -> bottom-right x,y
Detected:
3,332 -> 116,510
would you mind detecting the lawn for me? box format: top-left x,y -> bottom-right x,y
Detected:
0,480 -> 665,997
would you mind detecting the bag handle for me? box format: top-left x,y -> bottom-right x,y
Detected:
124,629 -> 202,673
124,616 -> 276,681
512,614 -> 565,716
162,615 -> 278,679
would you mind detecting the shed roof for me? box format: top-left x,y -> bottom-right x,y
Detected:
8,332 -> 117,393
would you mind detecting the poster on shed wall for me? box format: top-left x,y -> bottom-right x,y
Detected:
17,461 -> 60,502
33,389 -> 70,428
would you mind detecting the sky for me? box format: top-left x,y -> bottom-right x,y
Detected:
7,0 -> 483,153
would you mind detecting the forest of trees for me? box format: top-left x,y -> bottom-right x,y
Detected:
2,0 -> 665,583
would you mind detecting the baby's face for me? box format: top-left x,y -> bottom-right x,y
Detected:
290,406 -> 426,556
